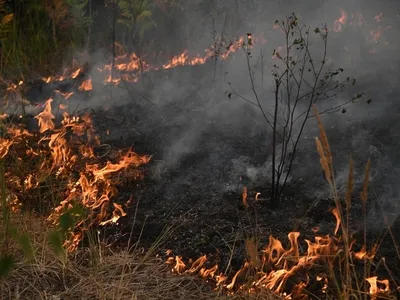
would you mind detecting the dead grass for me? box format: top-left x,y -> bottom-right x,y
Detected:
0,102 -> 398,299
314,106 -> 399,299
0,212 -> 280,300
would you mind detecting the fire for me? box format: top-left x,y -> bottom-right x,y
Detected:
220,37 -> 245,60
0,138 -> 13,158
165,107 -> 395,297
87,149 -> 151,181
2,95 -> 150,251
242,186 -> 248,207
0,10 -> 395,298
163,51 -> 189,69
78,77 -> 92,91
114,53 -> 143,71
32,8 -> 394,93
366,276 -> 390,298
370,26 -> 391,43
167,205 -> 393,297
334,8 -> 348,32
370,28 -> 382,43
354,243 -> 377,260
42,66 -> 81,83
55,90 -> 74,100
375,12 -> 384,23
35,98 -> 55,133
331,207 -> 341,235
71,68 -> 82,78
41,35 -> 246,89
104,75 -> 122,85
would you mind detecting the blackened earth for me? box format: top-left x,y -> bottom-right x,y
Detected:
23,60 -> 400,298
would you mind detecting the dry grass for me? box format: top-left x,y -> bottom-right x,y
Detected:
314,106 -> 399,299
0,213 -> 279,300
0,105 -> 399,299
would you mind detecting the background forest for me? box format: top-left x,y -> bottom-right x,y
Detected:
2,0 -> 396,79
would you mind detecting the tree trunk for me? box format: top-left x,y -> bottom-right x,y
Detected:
271,82 -> 280,207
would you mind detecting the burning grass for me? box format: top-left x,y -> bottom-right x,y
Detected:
0,213 -> 243,300
0,96 -> 151,252
0,15 -> 399,297
0,87 -> 399,299
165,107 -> 400,299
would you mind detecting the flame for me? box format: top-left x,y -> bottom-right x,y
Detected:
199,264 -> 218,278
114,53 -> 143,71
87,149 -> 151,181
354,243 -> 377,260
331,207 -> 341,235
55,90 -> 74,100
71,68 -> 82,79
366,276 -> 390,298
162,50 -> 212,69
242,186 -> 248,207
334,8 -> 348,32
78,78 -> 92,91
370,28 -> 381,43
220,37 -> 244,60
0,139 -> 13,158
166,204 -> 392,297
370,26 -> 391,43
99,36 -> 245,85
41,35 -> 249,90
104,75 -> 122,85
173,256 -> 187,273
2,93 -> 150,251
375,12 -> 384,23
35,98 -> 55,133
7,9 -> 397,269
188,255 -> 208,274
163,51 -> 189,69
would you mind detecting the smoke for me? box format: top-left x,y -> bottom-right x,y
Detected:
18,1 -> 400,222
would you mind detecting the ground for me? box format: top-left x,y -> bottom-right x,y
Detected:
5,61 -> 400,298
92,78 -> 400,297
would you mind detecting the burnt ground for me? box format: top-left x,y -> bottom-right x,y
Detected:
22,60 -> 400,297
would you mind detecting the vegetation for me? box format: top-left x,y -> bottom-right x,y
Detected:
0,1 -> 398,299
0,0 -> 336,80
0,0 -> 90,77
0,0 -> 160,79
230,14 -> 364,207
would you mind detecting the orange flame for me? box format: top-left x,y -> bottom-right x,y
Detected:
374,12 -> 384,23
334,9 -> 348,32
331,207 -> 341,235
35,99 -> 55,133
71,68 -> 82,79
366,276 -> 390,297
0,139 -> 13,159
78,78 -> 92,91
242,186 -> 248,207
0,93 -> 152,251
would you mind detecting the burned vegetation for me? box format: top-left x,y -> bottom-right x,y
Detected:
0,1 -> 399,299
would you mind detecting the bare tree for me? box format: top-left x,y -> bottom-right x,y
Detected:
229,14 -> 360,207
